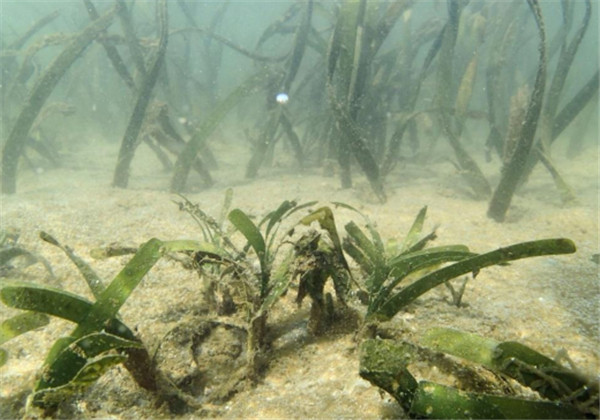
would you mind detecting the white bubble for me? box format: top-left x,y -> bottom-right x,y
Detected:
276,92 -> 289,105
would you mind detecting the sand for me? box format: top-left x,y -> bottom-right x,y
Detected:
1,134 -> 598,419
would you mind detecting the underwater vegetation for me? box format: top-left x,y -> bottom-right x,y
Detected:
0,0 -> 598,417
2,194 -> 597,418
0,229 -> 54,281
360,328 -> 599,419
1,0 -> 597,222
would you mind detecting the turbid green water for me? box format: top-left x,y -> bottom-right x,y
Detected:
1,1 -> 598,418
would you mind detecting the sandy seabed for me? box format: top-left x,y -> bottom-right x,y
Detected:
1,134 -> 598,419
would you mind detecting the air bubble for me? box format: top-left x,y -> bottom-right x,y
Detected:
276,92 -> 289,105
